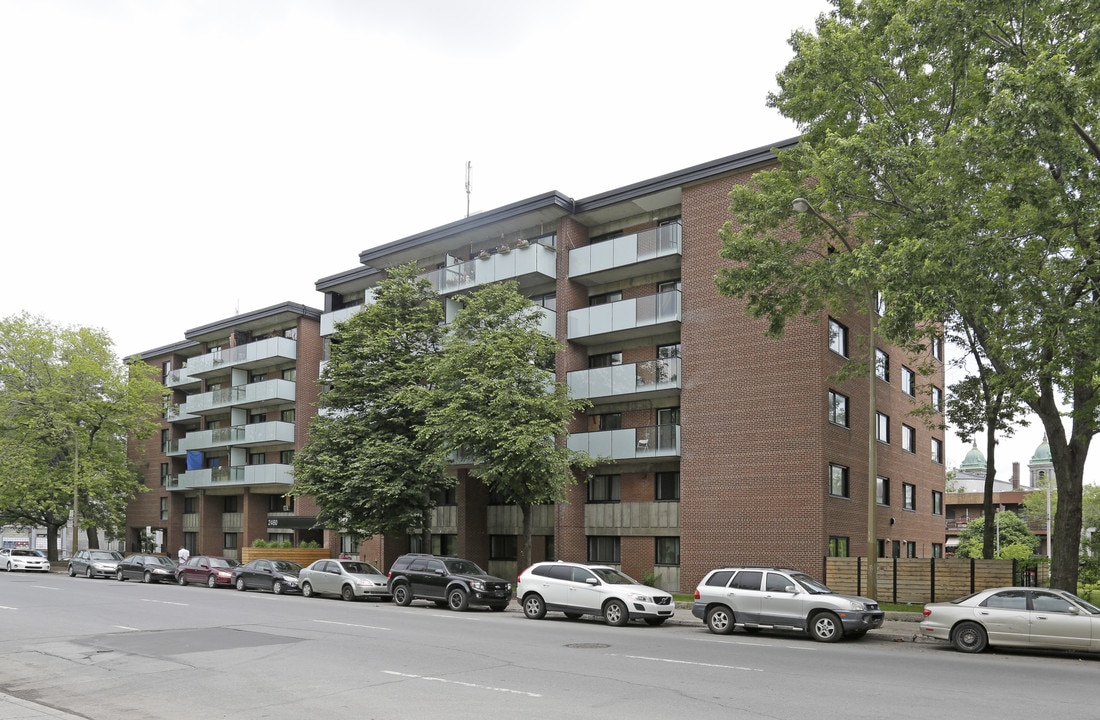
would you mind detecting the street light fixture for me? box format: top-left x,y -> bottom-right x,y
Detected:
792,197 -> 879,599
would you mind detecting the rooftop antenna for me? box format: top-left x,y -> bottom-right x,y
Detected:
465,161 -> 472,218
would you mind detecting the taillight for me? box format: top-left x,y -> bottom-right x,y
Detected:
922,607 -> 932,617
694,589 -> 700,600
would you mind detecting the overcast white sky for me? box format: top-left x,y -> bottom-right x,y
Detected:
0,0 -> 1092,483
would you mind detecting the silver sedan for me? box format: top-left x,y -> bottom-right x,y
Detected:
920,586 -> 1100,653
299,559 -> 391,602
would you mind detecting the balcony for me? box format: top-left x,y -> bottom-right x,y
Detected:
567,291 -> 681,345
175,463 -> 294,491
180,379 -> 296,416
185,337 -> 297,377
422,242 -> 557,296
585,501 -> 680,533
165,366 -> 201,389
568,358 -> 680,403
320,304 -> 365,337
569,223 -> 682,286
567,424 -> 681,461
182,421 -> 296,452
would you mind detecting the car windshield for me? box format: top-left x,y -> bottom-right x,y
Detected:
790,573 -> 834,594
341,561 -> 382,575
91,552 -> 122,561
13,550 -> 38,557
272,561 -> 302,573
210,558 -> 239,568
590,568 -> 641,585
444,560 -> 485,575
1062,591 -> 1100,614
151,556 -> 176,566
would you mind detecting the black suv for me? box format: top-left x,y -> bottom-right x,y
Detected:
387,553 -> 511,612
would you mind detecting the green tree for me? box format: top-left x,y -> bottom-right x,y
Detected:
955,511 -> 1039,559
291,264 -> 452,548
0,313 -> 166,559
426,281 -> 591,576
716,0 -> 1099,591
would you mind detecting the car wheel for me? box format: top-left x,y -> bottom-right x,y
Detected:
447,588 -> 469,612
143,571 -> 153,584
809,612 -> 842,643
207,575 -> 218,589
564,612 -> 583,620
341,585 -> 356,602
116,569 -> 126,582
85,567 -> 94,579
68,565 -> 76,577
522,594 -> 546,620
177,573 -> 188,586
952,621 -> 988,653
302,582 -> 315,598
392,584 -> 412,607
488,603 -> 508,612
705,606 -> 735,635
603,599 -> 629,627
5,563 -> 11,572
273,581 -> 284,595
645,618 -> 667,626
236,577 -> 247,591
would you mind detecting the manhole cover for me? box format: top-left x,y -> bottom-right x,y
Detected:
565,643 -> 610,649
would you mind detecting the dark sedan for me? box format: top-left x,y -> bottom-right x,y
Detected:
231,558 -> 302,595
176,555 -> 241,588
116,554 -> 178,583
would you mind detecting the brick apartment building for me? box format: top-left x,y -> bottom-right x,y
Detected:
126,138 -> 946,591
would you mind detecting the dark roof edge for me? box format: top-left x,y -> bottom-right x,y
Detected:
574,137 -> 800,213
125,339 -> 200,363
358,190 -> 575,265
184,301 -> 323,339
315,264 -> 382,291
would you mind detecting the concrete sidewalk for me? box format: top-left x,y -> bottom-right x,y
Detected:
0,692 -> 87,720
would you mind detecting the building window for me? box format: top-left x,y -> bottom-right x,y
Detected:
588,351 -> 623,368
829,537 -> 849,557
282,368 -> 297,382
588,475 -> 621,503
875,349 -> 890,381
901,366 -> 916,396
874,290 -> 886,316
340,534 -> 359,555
432,534 -> 458,556
589,290 -> 623,306
829,464 -> 849,498
184,532 -> 197,552
657,279 -> 681,293
931,385 -> 944,412
906,541 -> 917,558
490,535 -> 518,561
433,486 -> 457,506
828,390 -> 849,428
657,343 -> 681,359
250,372 -> 267,383
655,472 -> 680,501
587,536 -> 620,564
902,424 -> 916,453
161,360 -> 172,383
828,318 -> 848,357
280,450 -> 294,464
877,476 -> 890,506
530,292 -> 556,311
931,438 -> 944,464
932,490 -> 944,516
249,452 -> 266,465
159,462 -> 169,487
159,497 -> 168,521
224,533 -> 238,550
183,496 -> 197,514
932,543 -> 944,558
161,429 -> 170,455
932,337 -> 944,361
876,412 -> 890,443
281,409 -> 296,423
223,496 -> 239,513
589,412 -> 622,431
655,537 -> 680,566
249,412 -> 267,424
903,483 -> 916,510
269,494 -> 293,513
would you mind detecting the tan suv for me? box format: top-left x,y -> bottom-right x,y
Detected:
691,566 -> 883,642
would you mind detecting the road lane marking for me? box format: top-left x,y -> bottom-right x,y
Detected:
382,671 -> 541,697
32,586 -> 60,590
140,599 -> 188,606
0,605 -> 16,610
612,654 -> 764,672
114,626 -> 139,631
314,619 -> 390,631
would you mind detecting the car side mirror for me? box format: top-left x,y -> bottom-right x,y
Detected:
436,568 -> 447,576
585,577 -> 599,586
784,585 -> 797,594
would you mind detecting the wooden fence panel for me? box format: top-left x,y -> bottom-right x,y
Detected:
822,557 -> 1018,604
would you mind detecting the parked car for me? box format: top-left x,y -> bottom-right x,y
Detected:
116,554 -> 178,583
691,566 -> 883,642
299,559 -> 391,601
920,586 -> 1100,653
517,561 -> 675,627
68,550 -> 123,578
231,558 -> 303,595
1,548 -> 51,573
387,553 -> 510,611
176,555 -> 241,588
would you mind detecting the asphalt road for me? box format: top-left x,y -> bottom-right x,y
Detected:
1,570 -> 1097,720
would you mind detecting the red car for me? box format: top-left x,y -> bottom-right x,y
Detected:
175,555 -> 241,588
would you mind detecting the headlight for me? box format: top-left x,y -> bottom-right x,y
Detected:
470,581 -> 485,591
629,593 -> 654,602
283,577 -> 298,585
846,600 -> 867,611
216,570 -> 231,578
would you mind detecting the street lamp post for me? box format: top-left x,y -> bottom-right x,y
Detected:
71,432 -> 79,559
793,198 -> 878,599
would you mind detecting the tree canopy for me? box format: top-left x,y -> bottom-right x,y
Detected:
955,511 -> 1040,560
0,312 -> 166,559
716,0 -> 1100,590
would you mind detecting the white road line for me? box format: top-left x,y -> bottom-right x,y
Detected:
114,625 -> 139,631
140,599 -> 189,606
313,619 -> 390,631
382,671 -> 541,697
32,585 -> 60,590
613,654 -> 764,672
0,605 -> 16,610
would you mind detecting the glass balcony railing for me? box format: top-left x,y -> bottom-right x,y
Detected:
180,379 -> 295,415
567,291 -> 681,343
567,425 -> 681,460
569,223 -> 682,281
568,358 -> 681,401
185,337 -> 297,376
422,242 -> 557,296
175,463 -> 294,490
165,366 -> 200,388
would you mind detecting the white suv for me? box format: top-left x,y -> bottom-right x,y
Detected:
691,566 -> 883,642
517,561 -> 675,627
